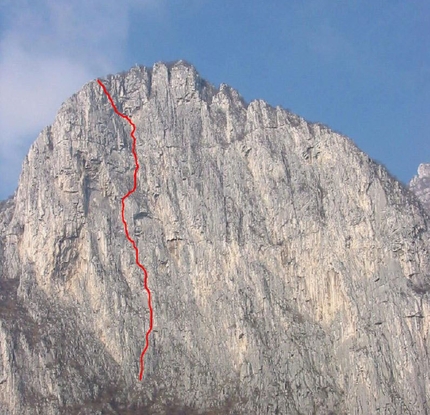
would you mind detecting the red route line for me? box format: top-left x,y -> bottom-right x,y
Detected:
97,79 -> 153,381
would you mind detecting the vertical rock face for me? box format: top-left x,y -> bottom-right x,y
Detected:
0,60 -> 429,414
410,163 -> 430,213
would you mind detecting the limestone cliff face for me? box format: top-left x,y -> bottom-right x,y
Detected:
0,60 -> 430,414
410,163 -> 430,213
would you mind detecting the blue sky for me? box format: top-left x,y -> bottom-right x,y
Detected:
0,0 -> 429,199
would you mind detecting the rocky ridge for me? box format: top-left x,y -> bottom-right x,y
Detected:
0,60 -> 429,414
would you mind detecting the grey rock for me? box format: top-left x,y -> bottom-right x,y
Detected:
0,60 -> 430,414
410,163 -> 430,213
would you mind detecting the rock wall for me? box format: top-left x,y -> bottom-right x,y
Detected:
0,61 -> 429,414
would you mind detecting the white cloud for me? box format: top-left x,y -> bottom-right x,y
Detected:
0,39 -> 91,139
0,0 -> 159,198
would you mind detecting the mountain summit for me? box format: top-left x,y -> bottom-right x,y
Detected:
0,61 -> 429,414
